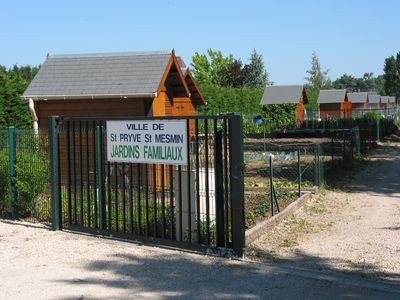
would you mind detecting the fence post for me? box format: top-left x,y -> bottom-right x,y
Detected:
317,144 -> 323,186
49,116 -> 62,230
96,126 -> 106,231
269,154 -> 274,216
229,114 -> 245,257
298,149 -> 301,197
8,127 -> 17,219
314,143 -> 322,187
376,119 -> 380,142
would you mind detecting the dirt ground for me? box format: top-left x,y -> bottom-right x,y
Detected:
248,140 -> 400,283
1,220 -> 400,300
0,140 -> 400,299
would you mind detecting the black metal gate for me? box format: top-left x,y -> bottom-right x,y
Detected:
49,114 -> 245,256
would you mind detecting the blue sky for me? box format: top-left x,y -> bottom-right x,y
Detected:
1,0 -> 399,84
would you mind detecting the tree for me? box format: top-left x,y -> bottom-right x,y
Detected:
220,59 -> 246,88
304,51 -> 331,108
191,49 -> 235,86
332,74 -> 358,91
0,64 -> 38,128
383,54 -> 400,100
191,48 -> 271,89
332,72 -> 381,93
305,51 -> 331,90
243,49 -> 271,88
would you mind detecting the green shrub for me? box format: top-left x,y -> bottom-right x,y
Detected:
14,151 -> 50,216
0,150 -> 11,215
361,111 -> 382,121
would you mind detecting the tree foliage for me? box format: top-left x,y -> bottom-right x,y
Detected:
383,53 -> 400,100
191,49 -> 235,86
0,65 -> 38,128
191,49 -> 276,132
305,51 -> 331,91
191,48 -> 270,89
332,72 -> 384,94
243,49 -> 271,88
304,51 -> 331,109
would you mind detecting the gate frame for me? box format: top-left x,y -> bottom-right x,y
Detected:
49,114 -> 245,257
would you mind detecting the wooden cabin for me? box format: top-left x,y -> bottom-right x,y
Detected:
317,89 -> 352,119
380,96 -> 389,110
22,50 -> 205,128
22,51 -> 206,188
348,92 -> 368,111
260,85 -> 309,125
388,96 -> 396,107
347,92 -> 368,117
367,94 -> 381,109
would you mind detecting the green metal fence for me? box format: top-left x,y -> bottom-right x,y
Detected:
243,138 -> 322,229
0,128 -> 51,223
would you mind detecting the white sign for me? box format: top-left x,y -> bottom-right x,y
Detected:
106,120 -> 188,165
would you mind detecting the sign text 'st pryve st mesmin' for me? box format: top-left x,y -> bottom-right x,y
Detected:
106,120 -> 188,165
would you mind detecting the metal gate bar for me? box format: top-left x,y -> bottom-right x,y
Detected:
49,114 -> 245,256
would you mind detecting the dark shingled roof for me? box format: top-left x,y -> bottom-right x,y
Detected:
380,96 -> 389,104
260,85 -> 307,105
22,51 -> 172,99
368,94 -> 381,104
317,89 -> 347,104
347,92 -> 368,104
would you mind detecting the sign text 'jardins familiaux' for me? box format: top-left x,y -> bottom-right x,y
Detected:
106,120 -> 188,165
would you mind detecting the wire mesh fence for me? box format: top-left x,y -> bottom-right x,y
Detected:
0,128 -> 51,223
243,137 -> 321,229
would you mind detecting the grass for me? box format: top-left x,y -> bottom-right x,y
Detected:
279,239 -> 298,247
275,214 -> 314,248
303,196 -> 326,214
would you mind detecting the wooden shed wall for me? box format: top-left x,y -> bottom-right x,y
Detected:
35,98 -> 148,128
295,103 -> 305,124
319,101 -> 352,119
352,102 -> 367,110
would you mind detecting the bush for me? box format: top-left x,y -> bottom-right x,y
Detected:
15,151 -> 50,216
0,150 -> 11,215
361,111 -> 383,121
0,148 -> 50,217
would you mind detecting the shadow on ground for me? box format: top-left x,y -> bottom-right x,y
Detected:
39,141 -> 400,299
249,247 -> 400,283
53,247 -> 400,300
325,143 -> 400,197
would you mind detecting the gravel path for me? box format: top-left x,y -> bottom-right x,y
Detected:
1,142 -> 399,299
248,142 -> 400,283
0,220 -> 399,299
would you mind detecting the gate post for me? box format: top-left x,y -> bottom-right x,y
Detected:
96,126 -> 106,230
49,116 -> 62,230
229,114 -> 245,257
8,127 -> 17,219
376,119 -> 380,142
215,128 -> 225,247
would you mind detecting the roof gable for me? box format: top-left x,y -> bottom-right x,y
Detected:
157,51 -> 190,98
260,85 -> 307,105
183,69 -> 206,105
317,89 -> 347,104
23,51 -> 172,100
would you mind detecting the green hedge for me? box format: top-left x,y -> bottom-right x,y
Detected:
0,149 -> 49,217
